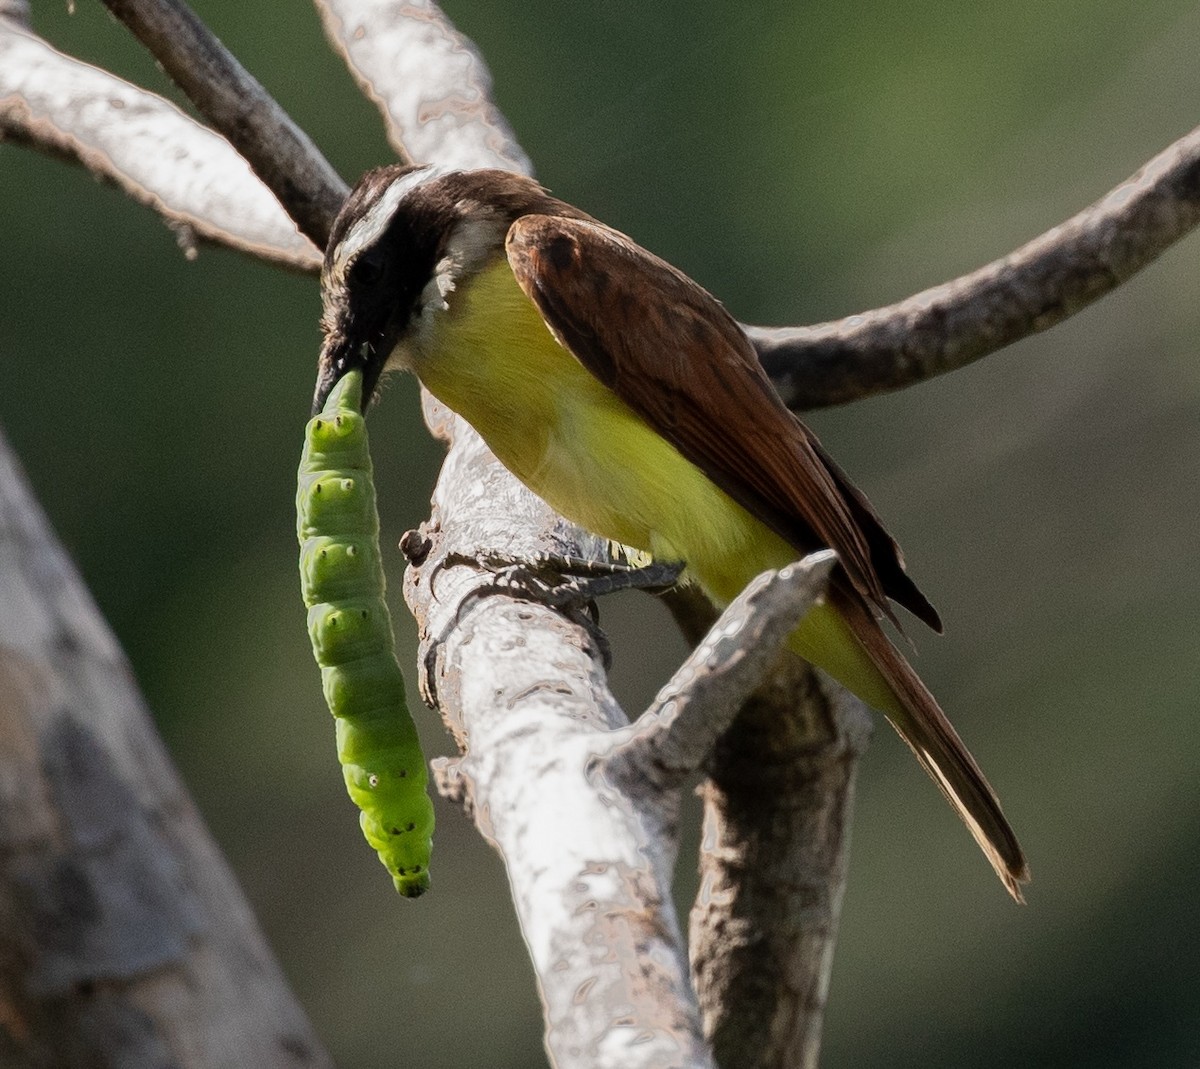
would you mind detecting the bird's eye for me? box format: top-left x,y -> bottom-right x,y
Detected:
352,254 -> 385,286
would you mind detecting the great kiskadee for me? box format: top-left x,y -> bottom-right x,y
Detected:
314,164 -> 1029,900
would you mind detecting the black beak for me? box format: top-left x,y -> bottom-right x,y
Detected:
313,334 -> 380,415
313,338 -> 348,414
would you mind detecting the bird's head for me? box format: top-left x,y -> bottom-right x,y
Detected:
314,164 -> 555,413
314,164 -> 447,413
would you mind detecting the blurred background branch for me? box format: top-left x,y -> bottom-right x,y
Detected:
0,407 -> 331,1066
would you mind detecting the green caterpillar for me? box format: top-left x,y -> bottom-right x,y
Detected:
297,370 -> 433,897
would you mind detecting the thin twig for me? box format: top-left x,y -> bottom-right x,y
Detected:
606,553 -> 837,791
99,0 -> 347,248
748,123 -> 1200,410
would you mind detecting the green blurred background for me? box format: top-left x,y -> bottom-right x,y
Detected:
4,1 -> 1200,1064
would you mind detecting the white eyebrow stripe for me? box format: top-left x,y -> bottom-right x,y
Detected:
334,164 -> 443,273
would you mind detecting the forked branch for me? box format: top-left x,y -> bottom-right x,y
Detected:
99,0 -> 346,248
406,391 -> 840,1068
605,553 -> 837,793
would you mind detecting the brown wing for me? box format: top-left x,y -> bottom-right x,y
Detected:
505,213 -> 939,631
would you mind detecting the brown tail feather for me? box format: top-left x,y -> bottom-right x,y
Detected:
833,589 -> 1030,901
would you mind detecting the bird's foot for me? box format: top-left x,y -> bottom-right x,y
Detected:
438,551 -> 684,669
460,551 -> 683,608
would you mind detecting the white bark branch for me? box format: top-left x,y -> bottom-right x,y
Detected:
607,553 -> 836,790
0,18 -> 320,270
402,407 -> 843,1068
314,0 -> 530,174
402,400 -> 711,1069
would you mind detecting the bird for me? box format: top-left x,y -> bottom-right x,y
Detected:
313,163 -> 1029,900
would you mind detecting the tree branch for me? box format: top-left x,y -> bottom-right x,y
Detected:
314,0 -> 531,174
748,123 -> 1200,409
404,399 -> 711,1069
0,18 -> 320,270
690,664 -> 872,1069
404,408 -> 843,1069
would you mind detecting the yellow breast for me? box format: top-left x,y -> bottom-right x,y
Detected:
409,256 -> 797,603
